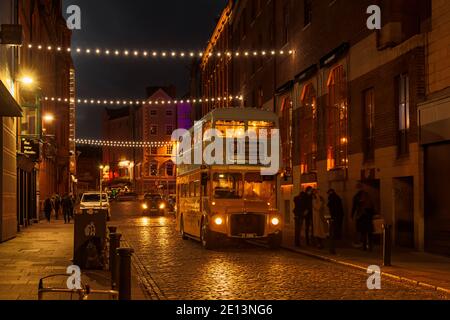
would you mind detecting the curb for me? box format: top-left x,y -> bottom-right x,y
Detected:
283,246 -> 450,296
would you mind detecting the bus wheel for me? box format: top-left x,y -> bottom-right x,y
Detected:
201,219 -> 215,250
180,217 -> 188,240
268,232 -> 282,249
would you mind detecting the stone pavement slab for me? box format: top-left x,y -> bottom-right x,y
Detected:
0,220 -> 146,300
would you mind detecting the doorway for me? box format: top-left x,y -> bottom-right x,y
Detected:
393,177 -> 414,248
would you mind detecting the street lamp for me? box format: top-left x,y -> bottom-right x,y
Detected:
20,76 -> 34,85
42,113 -> 55,123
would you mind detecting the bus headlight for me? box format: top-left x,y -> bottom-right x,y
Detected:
214,217 -> 223,226
142,203 -> 148,210
271,217 -> 280,226
159,203 -> 166,210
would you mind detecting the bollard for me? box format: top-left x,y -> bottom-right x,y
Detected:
328,218 -> 336,255
383,224 -> 392,266
110,233 -> 122,288
108,226 -> 117,234
117,247 -> 135,301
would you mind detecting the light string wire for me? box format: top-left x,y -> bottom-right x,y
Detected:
23,44 -> 296,59
41,95 -> 243,106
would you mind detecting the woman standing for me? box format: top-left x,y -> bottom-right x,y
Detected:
44,197 -> 53,223
312,189 -> 330,249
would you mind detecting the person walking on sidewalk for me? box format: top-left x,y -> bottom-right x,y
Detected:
44,197 -> 53,222
54,194 -> 61,220
351,183 -> 375,251
312,189 -> 329,249
62,194 -> 73,224
293,190 -> 308,247
327,189 -> 344,240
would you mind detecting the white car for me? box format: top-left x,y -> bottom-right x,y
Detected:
80,192 -> 111,220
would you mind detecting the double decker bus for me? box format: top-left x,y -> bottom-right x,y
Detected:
175,108 -> 282,249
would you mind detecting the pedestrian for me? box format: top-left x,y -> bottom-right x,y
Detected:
44,197 -> 53,222
327,189 -> 344,240
351,183 -> 375,251
62,194 -> 72,224
54,194 -> 61,220
312,189 -> 329,249
70,193 -> 76,218
293,190 -> 308,247
304,187 -> 314,245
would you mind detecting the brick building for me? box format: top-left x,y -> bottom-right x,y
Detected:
18,0 -> 75,221
417,0 -> 450,256
0,0 -> 23,242
103,86 -> 191,196
198,0 -> 447,254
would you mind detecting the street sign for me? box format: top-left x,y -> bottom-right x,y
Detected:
21,139 -> 40,162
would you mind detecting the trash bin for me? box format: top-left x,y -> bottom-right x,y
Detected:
73,208 -> 108,270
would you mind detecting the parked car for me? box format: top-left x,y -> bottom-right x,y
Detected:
116,192 -> 138,202
142,194 -> 167,216
79,192 -> 111,220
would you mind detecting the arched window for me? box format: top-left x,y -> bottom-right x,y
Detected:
166,161 -> 174,177
280,96 -> 293,174
300,83 -> 317,174
326,65 -> 348,170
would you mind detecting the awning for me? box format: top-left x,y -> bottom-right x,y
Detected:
0,80 -> 22,117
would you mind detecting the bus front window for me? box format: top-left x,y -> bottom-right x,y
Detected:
244,173 -> 275,202
213,173 -> 243,199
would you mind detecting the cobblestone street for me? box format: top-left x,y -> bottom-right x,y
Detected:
110,202 -> 449,300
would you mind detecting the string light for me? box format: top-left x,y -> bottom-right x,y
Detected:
73,138 -> 176,148
42,95 -> 244,106
21,44 -> 295,59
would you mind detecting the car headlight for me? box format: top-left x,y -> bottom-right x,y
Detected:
159,203 -> 166,210
271,217 -> 280,226
214,217 -> 223,226
142,203 -> 148,210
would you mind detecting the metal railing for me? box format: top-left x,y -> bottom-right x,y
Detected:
38,274 -> 119,300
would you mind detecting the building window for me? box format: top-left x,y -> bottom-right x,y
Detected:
397,74 -> 410,156
150,162 -> 158,176
150,125 -> 157,135
326,65 -> 348,170
363,88 -> 375,162
300,83 -> 318,174
166,145 -> 173,155
304,0 -> 312,26
150,110 -> 157,116
166,125 -> 173,136
151,147 -> 158,155
166,161 -> 174,177
280,96 -> 293,174
166,110 -> 173,116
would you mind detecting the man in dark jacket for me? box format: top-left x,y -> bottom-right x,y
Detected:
351,184 -> 375,251
327,189 -> 344,240
62,194 -> 73,224
293,187 -> 314,247
44,197 -> 53,222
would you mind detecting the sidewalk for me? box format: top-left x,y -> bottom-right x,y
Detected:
0,220 -> 146,300
283,241 -> 450,295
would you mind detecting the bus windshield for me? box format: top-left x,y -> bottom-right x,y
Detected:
213,173 -> 243,199
244,173 -> 275,201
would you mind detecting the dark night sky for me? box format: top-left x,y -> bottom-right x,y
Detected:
61,0 -> 227,139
